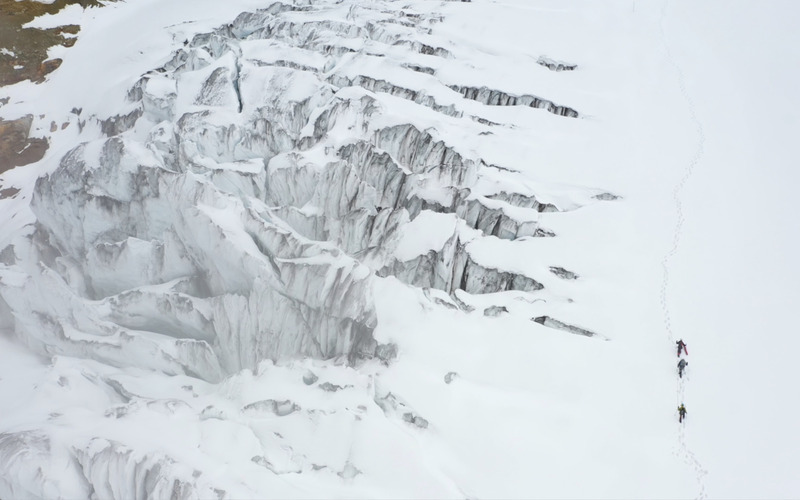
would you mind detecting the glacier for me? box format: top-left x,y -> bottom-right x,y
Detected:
1,1 -> 614,387
2,0 -> 800,498
0,1 -> 618,496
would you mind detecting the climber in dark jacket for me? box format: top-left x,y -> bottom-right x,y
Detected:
676,339 -> 688,357
678,404 -> 687,422
678,358 -> 688,378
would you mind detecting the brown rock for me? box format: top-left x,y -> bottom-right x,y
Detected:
0,115 -> 49,173
34,58 -> 62,83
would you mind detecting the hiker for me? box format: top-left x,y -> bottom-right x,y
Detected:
678,404 -> 687,423
678,358 -> 688,378
676,339 -> 688,357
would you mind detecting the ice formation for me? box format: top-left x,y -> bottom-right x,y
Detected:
0,1 -> 616,497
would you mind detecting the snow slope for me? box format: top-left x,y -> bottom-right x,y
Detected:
0,0 -> 798,498
652,1 -> 800,497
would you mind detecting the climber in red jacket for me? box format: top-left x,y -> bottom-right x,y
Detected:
676,339 -> 688,357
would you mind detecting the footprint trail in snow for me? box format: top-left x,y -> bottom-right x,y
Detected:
655,0 -> 709,498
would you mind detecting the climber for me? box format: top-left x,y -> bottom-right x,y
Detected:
678,358 -> 688,378
676,339 -> 688,357
678,404 -> 687,423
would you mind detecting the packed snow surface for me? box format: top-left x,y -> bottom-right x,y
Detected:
1,0 -> 799,498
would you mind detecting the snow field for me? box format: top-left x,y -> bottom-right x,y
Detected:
1,0 -> 799,498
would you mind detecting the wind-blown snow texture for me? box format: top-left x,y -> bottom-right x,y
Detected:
2,0 -> 800,498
